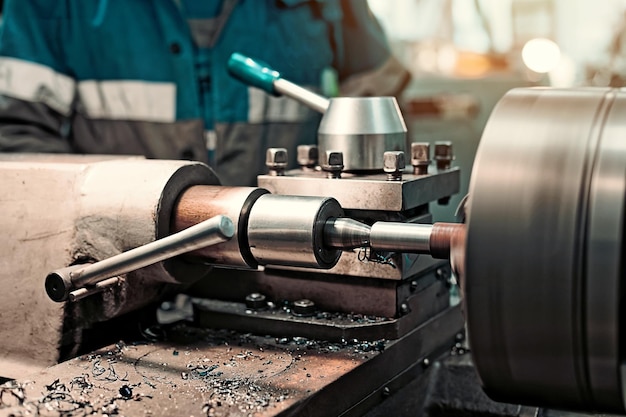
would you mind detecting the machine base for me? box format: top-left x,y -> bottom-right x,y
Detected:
1,305 -> 464,416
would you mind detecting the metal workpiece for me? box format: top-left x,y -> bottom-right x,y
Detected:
265,147 -> 288,176
45,215 -> 235,302
258,168 -> 460,211
411,142 -> 431,175
246,194 -> 343,268
369,222 -> 433,254
318,96 -> 407,171
324,218 -> 464,258
323,217 -> 371,250
464,88 -> 626,413
172,185 -> 269,268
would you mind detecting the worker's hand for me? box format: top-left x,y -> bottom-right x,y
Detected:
339,55 -> 411,97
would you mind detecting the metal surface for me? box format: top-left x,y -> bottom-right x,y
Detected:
258,168 -> 460,212
274,77 -> 330,113
318,97 -> 407,171
193,269 -> 451,341
0,305 -> 464,417
247,194 -> 343,268
370,222 -> 432,253
0,156 -> 219,378
323,218 -> 371,250
465,87 -> 626,413
172,185 -> 268,268
227,53 -> 407,172
190,259 -> 450,318
45,215 -> 235,302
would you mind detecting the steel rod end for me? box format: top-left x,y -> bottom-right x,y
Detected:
45,269 -> 74,302
216,215 -> 235,240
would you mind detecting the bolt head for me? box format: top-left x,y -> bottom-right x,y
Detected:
297,144 -> 318,167
411,142 -> 430,165
292,299 -> 316,317
325,150 -> 343,167
245,292 -> 267,310
383,151 -> 406,173
434,141 -> 454,160
321,150 -> 344,176
266,148 -> 288,169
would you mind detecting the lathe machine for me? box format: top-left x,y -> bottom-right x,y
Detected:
0,61 -> 625,416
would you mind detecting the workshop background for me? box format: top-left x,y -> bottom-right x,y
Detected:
369,0 -> 626,221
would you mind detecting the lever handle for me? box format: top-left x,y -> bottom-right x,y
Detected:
227,52 -> 330,113
45,215 -> 235,302
227,52 -> 281,96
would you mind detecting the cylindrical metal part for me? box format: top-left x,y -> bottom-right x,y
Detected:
323,218 -> 371,250
465,88 -> 626,413
46,215 -> 234,302
172,186 -> 268,268
370,222 -> 432,253
247,194 -> 343,268
429,223 -> 466,260
274,78 -> 330,113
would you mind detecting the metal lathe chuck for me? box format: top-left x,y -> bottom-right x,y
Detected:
464,88 -> 626,413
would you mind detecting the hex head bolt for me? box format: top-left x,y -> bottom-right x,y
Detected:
383,151 -> 405,181
434,141 -> 454,171
297,144 -> 319,171
245,293 -> 267,310
321,151 -> 344,179
411,142 -> 430,175
266,148 -> 288,176
292,299 -> 316,317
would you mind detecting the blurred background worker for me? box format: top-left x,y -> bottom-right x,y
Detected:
0,0 -> 409,186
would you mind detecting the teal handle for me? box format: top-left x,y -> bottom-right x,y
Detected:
227,52 -> 281,96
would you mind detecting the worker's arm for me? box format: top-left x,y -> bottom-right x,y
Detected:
335,0 -> 411,97
0,0 -> 75,153
335,0 -> 411,96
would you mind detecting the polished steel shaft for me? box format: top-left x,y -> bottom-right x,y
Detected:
323,218 -> 464,260
370,222 -> 432,253
274,78 -> 330,113
45,215 -> 235,302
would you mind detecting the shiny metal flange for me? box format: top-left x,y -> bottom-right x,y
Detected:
464,88 -> 626,412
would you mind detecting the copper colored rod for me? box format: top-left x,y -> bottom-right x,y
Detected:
429,222 -> 466,260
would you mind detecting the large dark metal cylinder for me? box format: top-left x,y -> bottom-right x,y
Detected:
465,88 -> 626,413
